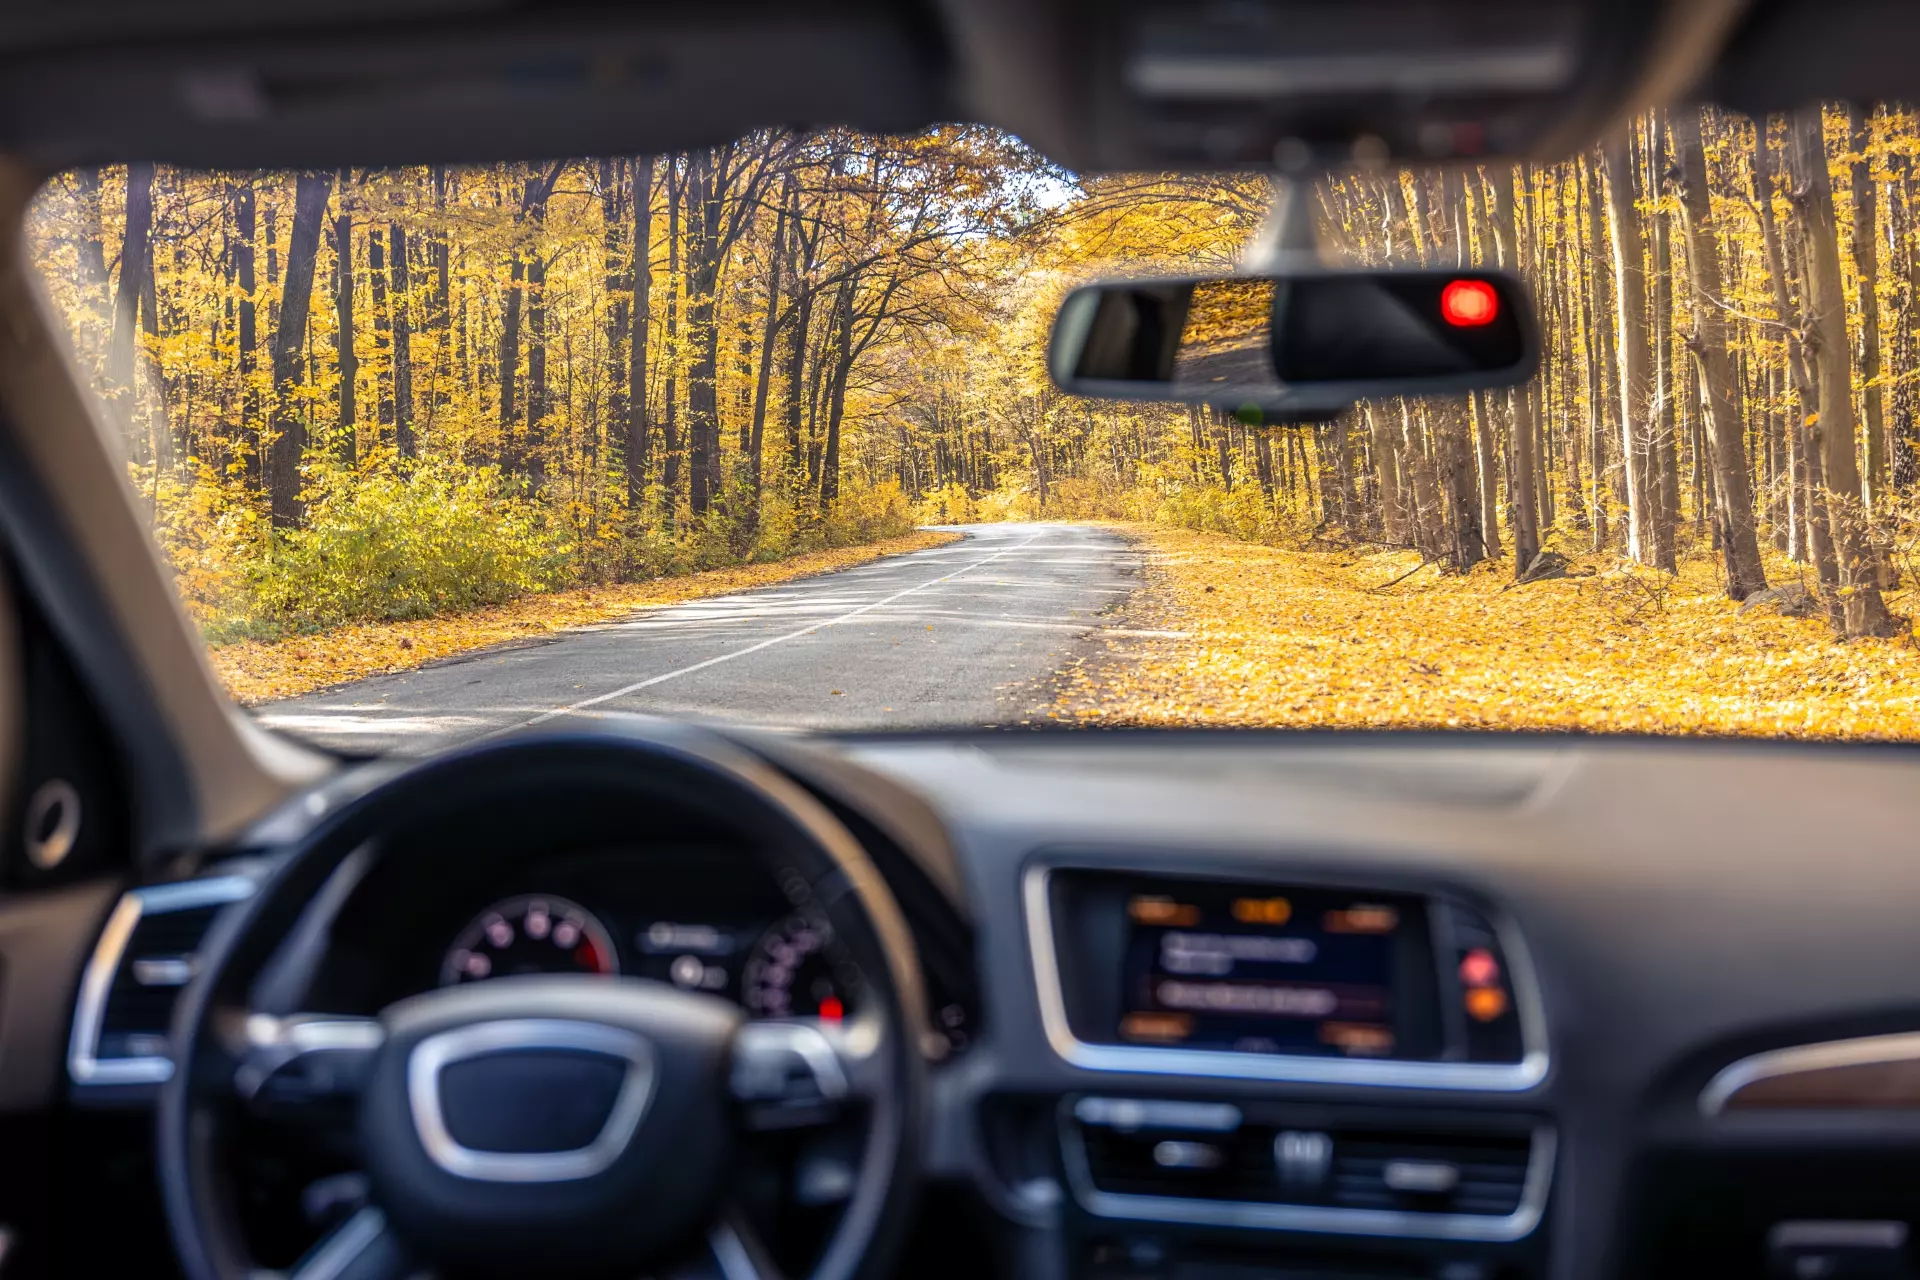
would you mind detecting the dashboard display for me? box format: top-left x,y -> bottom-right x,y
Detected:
1118,881 -> 1410,1057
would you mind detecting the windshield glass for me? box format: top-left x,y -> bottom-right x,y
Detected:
28,108 -> 1920,754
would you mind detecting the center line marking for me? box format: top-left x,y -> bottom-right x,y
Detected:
513,532 -> 1051,730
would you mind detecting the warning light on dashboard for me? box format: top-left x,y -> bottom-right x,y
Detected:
1129,895 -> 1201,927
819,996 -> 845,1022
1458,948 -> 1501,988
1465,986 -> 1509,1022
1231,896 -> 1293,926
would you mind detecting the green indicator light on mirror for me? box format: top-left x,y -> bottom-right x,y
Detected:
1235,403 -> 1264,427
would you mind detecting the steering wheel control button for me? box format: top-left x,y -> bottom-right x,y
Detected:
407,1019 -> 657,1182
732,1020 -> 852,1129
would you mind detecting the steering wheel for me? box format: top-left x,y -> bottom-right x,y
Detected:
157,723 -> 928,1280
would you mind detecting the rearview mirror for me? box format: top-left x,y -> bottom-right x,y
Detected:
1048,269 -> 1538,420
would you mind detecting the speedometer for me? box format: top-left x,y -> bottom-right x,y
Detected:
440,895 -> 619,986
742,913 -> 851,1020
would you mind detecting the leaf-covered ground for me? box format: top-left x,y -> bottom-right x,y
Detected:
1056,525 -> 1920,738
212,530 -> 962,706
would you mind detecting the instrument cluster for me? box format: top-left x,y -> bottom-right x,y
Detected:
440,889 -> 858,1022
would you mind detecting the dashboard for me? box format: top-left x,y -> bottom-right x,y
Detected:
45,730 -> 1920,1280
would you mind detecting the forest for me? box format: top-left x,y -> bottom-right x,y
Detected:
24,101 -> 1920,652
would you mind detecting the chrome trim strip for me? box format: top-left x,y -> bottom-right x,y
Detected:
1021,864 -> 1550,1091
1700,1031 -> 1920,1116
68,875 -> 257,1086
1059,1110 -> 1556,1243
408,1018 -> 656,1182
1074,1097 -> 1242,1132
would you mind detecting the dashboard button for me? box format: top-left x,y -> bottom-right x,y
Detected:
1273,1129 -> 1333,1193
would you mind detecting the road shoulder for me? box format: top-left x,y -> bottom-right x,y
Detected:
213,529 -> 965,706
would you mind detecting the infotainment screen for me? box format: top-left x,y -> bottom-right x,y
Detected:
1117,880 -> 1418,1057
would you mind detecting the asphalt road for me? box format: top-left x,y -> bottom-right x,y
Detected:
257,523 -> 1156,755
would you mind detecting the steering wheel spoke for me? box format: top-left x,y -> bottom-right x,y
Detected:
285,1207 -> 423,1280
649,1209 -> 780,1280
730,1017 -> 884,1132
235,1014 -> 385,1121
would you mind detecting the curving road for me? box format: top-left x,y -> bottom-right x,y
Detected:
257,523 -> 1158,755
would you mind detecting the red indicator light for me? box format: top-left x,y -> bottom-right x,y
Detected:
1440,279 -> 1499,327
819,996 -> 845,1022
1459,948 -> 1501,988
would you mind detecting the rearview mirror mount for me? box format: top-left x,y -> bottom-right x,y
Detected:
1048,268 -> 1539,422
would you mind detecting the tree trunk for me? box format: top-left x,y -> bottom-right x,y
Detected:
268,171 -> 334,528
1602,128 -> 1669,569
233,178 -> 261,491
1369,399 -> 1406,543
683,152 -> 724,517
598,158 -> 630,488
819,277 -> 856,506
1647,113 -> 1681,563
748,173 -> 793,498
332,180 -> 356,464
663,160 -> 682,519
1672,107 -> 1768,600
1488,168 -> 1540,573
498,250 -> 524,472
1849,104 -> 1887,507
369,225 -> 391,428
109,162 -> 155,407
390,222 -> 415,458
1756,117 -> 1817,564
73,167 -> 111,313
1792,105 -> 1896,636
1583,155 -> 1613,549
628,156 -> 654,515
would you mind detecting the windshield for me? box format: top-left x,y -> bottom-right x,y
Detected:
27,108 -> 1920,754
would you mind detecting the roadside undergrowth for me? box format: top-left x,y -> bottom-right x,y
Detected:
1056,525 -> 1920,738
212,529 -> 962,706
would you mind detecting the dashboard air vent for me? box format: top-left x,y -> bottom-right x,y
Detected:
1327,1130 -> 1532,1218
69,877 -> 255,1086
1067,1097 -> 1548,1239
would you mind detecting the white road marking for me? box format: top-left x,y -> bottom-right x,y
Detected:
512,531 -> 1053,730
257,713 -> 494,737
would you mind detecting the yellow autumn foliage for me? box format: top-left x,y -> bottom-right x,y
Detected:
1062,526 -> 1920,738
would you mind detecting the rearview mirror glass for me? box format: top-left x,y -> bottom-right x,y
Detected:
1049,269 -> 1538,417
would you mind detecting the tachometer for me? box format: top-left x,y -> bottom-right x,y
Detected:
742,913 -> 851,1020
440,895 -> 619,986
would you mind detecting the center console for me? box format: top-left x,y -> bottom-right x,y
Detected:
1022,862 -> 1554,1280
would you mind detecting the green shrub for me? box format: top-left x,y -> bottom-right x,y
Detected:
247,460 -> 571,631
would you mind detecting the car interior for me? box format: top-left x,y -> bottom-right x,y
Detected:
2,2 -> 1920,1279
